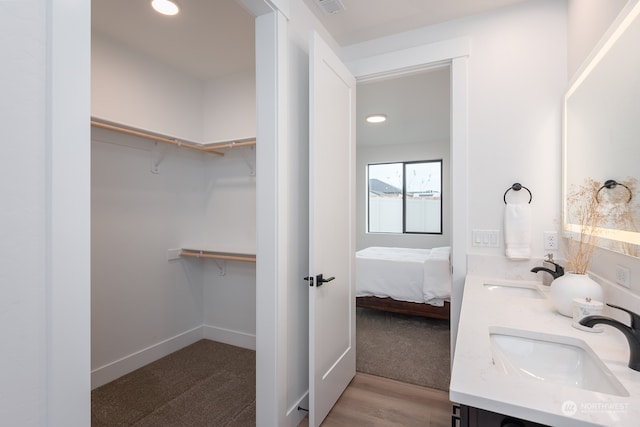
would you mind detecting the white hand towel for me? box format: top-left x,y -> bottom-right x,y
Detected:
504,203 -> 531,260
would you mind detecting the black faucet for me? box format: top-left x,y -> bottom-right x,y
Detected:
530,255 -> 564,280
580,303 -> 640,372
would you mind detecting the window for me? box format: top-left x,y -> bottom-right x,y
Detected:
367,160 -> 442,234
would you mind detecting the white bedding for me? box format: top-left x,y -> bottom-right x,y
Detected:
355,246 -> 451,307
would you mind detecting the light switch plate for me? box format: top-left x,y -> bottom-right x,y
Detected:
472,229 -> 500,247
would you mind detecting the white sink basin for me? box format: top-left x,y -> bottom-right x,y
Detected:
484,281 -> 544,299
490,327 -> 629,397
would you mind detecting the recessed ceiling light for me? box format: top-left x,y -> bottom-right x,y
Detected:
366,114 -> 387,124
151,0 -> 179,16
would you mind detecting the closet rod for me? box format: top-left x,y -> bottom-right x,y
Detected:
203,140 -> 256,151
91,119 -> 225,156
180,250 -> 256,263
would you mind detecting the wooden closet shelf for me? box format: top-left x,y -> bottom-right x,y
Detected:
91,118 -> 256,156
180,249 -> 256,263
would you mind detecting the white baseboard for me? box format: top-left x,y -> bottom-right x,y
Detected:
202,324 -> 256,350
91,326 -> 203,389
286,391 -> 309,427
91,324 -> 256,389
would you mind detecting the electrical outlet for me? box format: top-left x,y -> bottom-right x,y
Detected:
543,231 -> 558,250
615,265 -> 630,288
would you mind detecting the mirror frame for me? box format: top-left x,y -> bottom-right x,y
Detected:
562,0 -> 640,252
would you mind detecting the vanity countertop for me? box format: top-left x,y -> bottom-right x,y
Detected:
450,275 -> 640,426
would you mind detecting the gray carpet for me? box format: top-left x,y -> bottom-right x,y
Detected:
356,307 -> 451,391
91,340 -> 256,426
92,311 -> 449,425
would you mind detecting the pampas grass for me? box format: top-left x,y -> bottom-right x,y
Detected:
565,178 -> 604,274
565,177 -> 639,272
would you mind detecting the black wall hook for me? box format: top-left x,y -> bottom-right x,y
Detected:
596,179 -> 632,203
504,182 -> 532,204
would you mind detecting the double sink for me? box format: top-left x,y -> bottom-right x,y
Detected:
484,281 -> 629,397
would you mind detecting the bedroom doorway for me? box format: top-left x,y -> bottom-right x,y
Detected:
354,66 -> 453,391
355,66 -> 451,250
348,38 -> 469,362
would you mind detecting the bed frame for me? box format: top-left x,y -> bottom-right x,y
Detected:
356,296 -> 450,320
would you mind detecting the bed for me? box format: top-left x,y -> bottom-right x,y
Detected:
355,246 -> 451,319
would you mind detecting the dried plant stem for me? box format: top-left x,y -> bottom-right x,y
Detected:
565,179 -> 603,274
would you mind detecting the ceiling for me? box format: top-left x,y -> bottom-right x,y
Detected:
92,0 -> 528,146
357,67 -> 451,147
92,0 -> 529,81
92,0 -> 255,81
303,0 -> 529,46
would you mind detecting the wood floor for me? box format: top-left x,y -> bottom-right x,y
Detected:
298,373 -> 452,427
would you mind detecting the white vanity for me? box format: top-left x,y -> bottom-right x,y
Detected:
449,1 -> 640,424
450,275 -> 640,426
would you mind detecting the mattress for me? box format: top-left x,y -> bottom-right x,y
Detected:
355,246 -> 451,306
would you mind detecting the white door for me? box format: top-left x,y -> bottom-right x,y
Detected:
308,32 -> 356,427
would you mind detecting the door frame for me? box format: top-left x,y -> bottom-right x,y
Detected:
345,37 -> 470,356
252,4 -> 291,427
48,0 -> 288,425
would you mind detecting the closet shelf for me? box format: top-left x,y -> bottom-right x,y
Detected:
91,118 -> 256,156
180,248 -> 256,263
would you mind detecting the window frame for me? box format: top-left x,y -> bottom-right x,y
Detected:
367,159 -> 443,235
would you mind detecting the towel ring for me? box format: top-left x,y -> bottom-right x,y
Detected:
503,182 -> 532,204
596,179 -> 632,203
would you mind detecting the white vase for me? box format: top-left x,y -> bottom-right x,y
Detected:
550,273 -> 603,317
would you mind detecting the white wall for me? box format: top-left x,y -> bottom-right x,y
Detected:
92,36 -> 205,142
463,1 -> 567,264
92,34 -> 257,144
1,1 -> 91,425
567,0 -> 628,79
357,141 -> 451,250
201,148 -> 257,347
344,0 -> 568,267
202,149 -> 257,253
203,70 -> 256,142
1,2 -> 49,424
90,128 -> 206,385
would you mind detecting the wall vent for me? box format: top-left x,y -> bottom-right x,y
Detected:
314,0 -> 346,15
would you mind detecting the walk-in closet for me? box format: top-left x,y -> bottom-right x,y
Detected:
90,0 -> 257,422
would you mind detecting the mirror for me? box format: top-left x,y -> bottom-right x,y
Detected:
563,1 -> 640,257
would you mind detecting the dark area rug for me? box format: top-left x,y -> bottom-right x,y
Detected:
91,340 -> 255,426
356,307 -> 451,391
